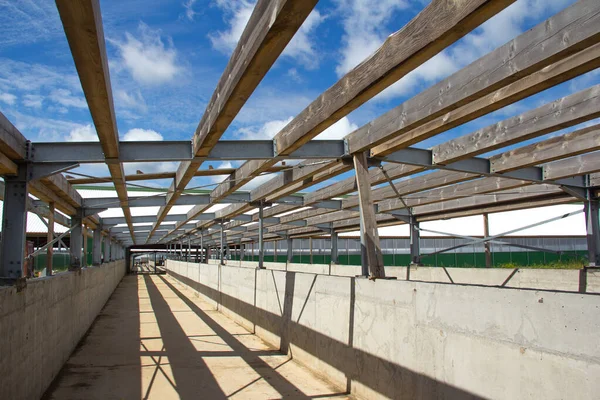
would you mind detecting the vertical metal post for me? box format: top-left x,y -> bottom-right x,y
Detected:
353,151 -> 385,278
258,201 -> 265,269
331,232 -> 338,264
200,232 -> 204,263
220,222 -> 225,265
69,209 -> 83,269
274,240 -> 278,262
0,163 -> 29,281
309,237 -> 313,264
287,237 -> 293,263
240,242 -> 245,262
82,225 -> 88,266
92,226 -> 102,265
188,235 -> 191,262
483,213 -> 492,268
103,234 -> 110,263
47,202 -> 55,276
585,189 -> 600,267
409,216 -> 421,266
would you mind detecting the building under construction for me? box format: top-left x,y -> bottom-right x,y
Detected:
1,0 -> 600,399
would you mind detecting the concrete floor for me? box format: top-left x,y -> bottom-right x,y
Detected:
44,274 -> 350,399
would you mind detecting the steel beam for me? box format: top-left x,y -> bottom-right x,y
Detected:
82,193 -> 250,208
31,139 -> 346,163
0,164 -> 30,282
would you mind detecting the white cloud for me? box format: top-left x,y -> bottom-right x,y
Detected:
335,0 -> 410,76
315,116 -> 358,139
335,0 -> 577,102
0,92 -> 16,105
183,0 -> 199,21
111,22 -> 182,85
209,161 -> 234,184
237,117 -> 293,140
116,89 -> 147,113
66,124 -> 98,142
122,128 -> 163,141
22,94 -> 43,108
49,88 -> 87,109
210,1 -> 323,68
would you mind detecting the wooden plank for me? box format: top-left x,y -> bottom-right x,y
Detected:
543,151 -> 600,180
432,85 -> 600,165
342,170 -> 476,210
371,43 -> 600,157
490,124 -> 600,172
377,177 -> 530,213
0,111 -> 27,160
150,0 -> 318,242
353,0 -> 600,155
590,172 -> 600,187
203,0 -> 515,238
275,0 -> 514,156
56,0 -> 136,242
353,151 -> 385,278
416,197 -> 575,222
0,151 -> 17,175
412,184 -> 564,216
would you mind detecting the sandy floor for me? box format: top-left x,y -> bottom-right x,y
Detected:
44,274 -> 350,399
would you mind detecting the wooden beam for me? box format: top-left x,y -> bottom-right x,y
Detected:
354,151 -> 385,278
150,0 -> 318,242
356,0 -> 600,155
206,0 -> 515,219
543,151 -> 600,180
490,124 -> 600,173
432,85 -> 600,165
0,151 -> 17,176
56,0 -> 136,242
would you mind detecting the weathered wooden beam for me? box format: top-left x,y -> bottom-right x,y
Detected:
490,124 -> 600,173
0,151 -> 17,176
354,151 -> 385,278
359,0 -> 600,155
150,0 -> 318,241
56,0 -> 136,242
432,85 -> 600,165
543,151 -> 600,180
203,0 -> 515,238
412,184 -> 564,216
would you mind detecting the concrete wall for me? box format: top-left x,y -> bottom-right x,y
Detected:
0,261 -> 126,400
166,260 -> 600,400
206,259 -> 600,293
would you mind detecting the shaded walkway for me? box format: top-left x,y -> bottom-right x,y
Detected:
44,274 -> 349,399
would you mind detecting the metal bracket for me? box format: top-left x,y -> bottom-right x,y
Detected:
560,185 -> 588,201
29,162 -> 79,181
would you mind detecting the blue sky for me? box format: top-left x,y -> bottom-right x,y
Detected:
0,0 -> 598,192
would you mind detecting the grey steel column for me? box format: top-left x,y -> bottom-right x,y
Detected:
287,237 -> 293,263
409,216 -> 421,265
103,234 -> 110,263
483,213 -> 492,268
330,232 -> 339,264
69,210 -> 83,269
240,242 -> 245,261
0,164 -> 29,281
585,189 -> 600,267
258,202 -> 265,269
188,235 -> 191,262
220,223 -> 225,265
92,226 -> 102,265
200,232 -> 204,263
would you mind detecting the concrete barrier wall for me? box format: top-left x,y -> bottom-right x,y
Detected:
0,261 -> 127,400
200,259 -> 600,293
166,260 -> 600,399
